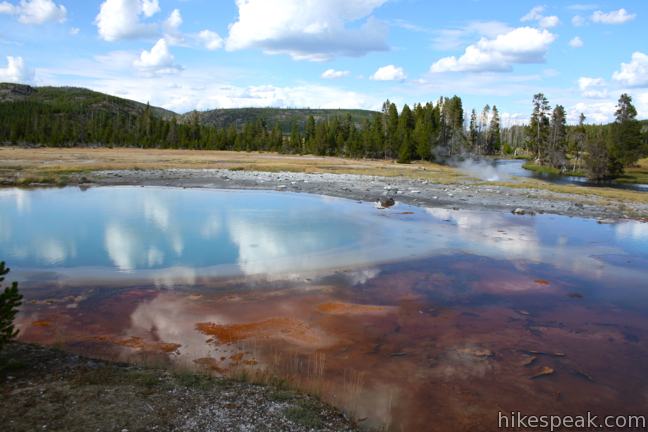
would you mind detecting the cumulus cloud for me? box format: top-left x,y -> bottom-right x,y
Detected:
0,56 -> 34,83
521,5 -> 559,28
612,52 -> 648,87
569,36 -> 583,48
95,0 -> 161,41
571,15 -> 585,26
430,27 -> 556,73
197,30 -> 223,51
0,0 -> 66,24
321,68 -> 351,79
578,76 -> 607,98
164,8 -> 181,30
591,8 -> 636,25
370,64 -> 406,81
569,100 -> 617,123
133,38 -> 182,75
225,0 -> 389,61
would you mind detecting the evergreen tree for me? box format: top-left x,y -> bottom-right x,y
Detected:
612,93 -> 643,166
0,261 -> 22,352
468,109 -> 478,152
487,105 -> 501,154
528,93 -> 551,162
548,105 -> 567,169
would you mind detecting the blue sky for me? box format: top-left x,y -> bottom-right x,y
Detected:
1,0 -> 647,124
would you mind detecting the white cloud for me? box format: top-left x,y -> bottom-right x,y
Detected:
569,100 -> 616,123
79,75 -> 382,113
521,6 -> 559,28
538,15 -> 560,28
0,0 -> 66,24
612,52 -> 648,87
0,2 -> 16,14
571,15 -> 585,26
430,27 -> 556,73
321,69 -> 351,79
370,64 -> 406,81
133,38 -> 182,75
69,26 -> 80,35
432,20 -> 512,51
578,76 -> 607,98
225,0 -> 389,61
569,36 -> 583,48
521,6 -> 544,22
591,8 -> 636,25
0,56 -> 34,83
95,0 -> 161,41
197,30 -> 223,51
164,8 -> 181,30
141,0 -> 158,17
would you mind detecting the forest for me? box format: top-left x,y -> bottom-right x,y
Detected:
0,84 -> 646,180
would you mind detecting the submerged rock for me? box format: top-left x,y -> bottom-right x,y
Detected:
375,197 -> 395,209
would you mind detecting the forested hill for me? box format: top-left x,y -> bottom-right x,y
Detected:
0,83 -> 176,120
0,83 -> 377,132
185,107 -> 378,132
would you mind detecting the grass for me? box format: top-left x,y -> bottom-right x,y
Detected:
618,159 -> 648,184
284,403 -> 324,429
522,161 -> 586,178
523,159 -> 648,185
491,178 -> 648,206
0,146 -> 467,186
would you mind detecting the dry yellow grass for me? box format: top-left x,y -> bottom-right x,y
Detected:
0,146 -> 465,184
1,147 -> 646,207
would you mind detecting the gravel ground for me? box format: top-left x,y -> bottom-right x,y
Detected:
0,343 -> 357,432
86,168 -> 648,221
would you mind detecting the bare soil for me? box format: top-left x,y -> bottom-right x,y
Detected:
0,343 -> 358,432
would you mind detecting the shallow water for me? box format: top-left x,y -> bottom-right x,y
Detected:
2,186 -> 648,431
494,159 -> 648,192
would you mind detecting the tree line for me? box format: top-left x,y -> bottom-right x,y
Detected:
0,95 -> 489,162
519,93 -> 647,180
0,92 -> 645,180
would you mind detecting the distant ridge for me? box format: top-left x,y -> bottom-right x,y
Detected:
185,107 -> 379,132
0,83 -> 176,120
0,83 -> 378,131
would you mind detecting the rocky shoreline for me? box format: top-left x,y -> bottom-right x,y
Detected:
0,343 -> 357,432
84,168 -> 648,221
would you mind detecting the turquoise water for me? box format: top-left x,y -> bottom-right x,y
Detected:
0,186 -> 440,283
1,186 -> 647,291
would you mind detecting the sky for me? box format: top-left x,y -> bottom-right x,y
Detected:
1,0 -> 647,125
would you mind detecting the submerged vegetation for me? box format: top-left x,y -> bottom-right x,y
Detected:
1,83 -> 647,182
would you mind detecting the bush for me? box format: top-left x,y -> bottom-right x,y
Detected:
0,261 -> 22,351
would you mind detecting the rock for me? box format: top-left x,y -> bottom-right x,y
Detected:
512,208 -> 535,216
376,197 -> 395,209
597,218 -> 616,224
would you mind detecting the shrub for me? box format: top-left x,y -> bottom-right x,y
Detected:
0,261 -> 22,351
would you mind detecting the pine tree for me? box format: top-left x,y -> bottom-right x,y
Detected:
487,105 -> 501,155
468,109 -> 478,153
0,261 -> 22,352
612,93 -> 643,166
528,93 -> 551,163
548,105 -> 567,169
